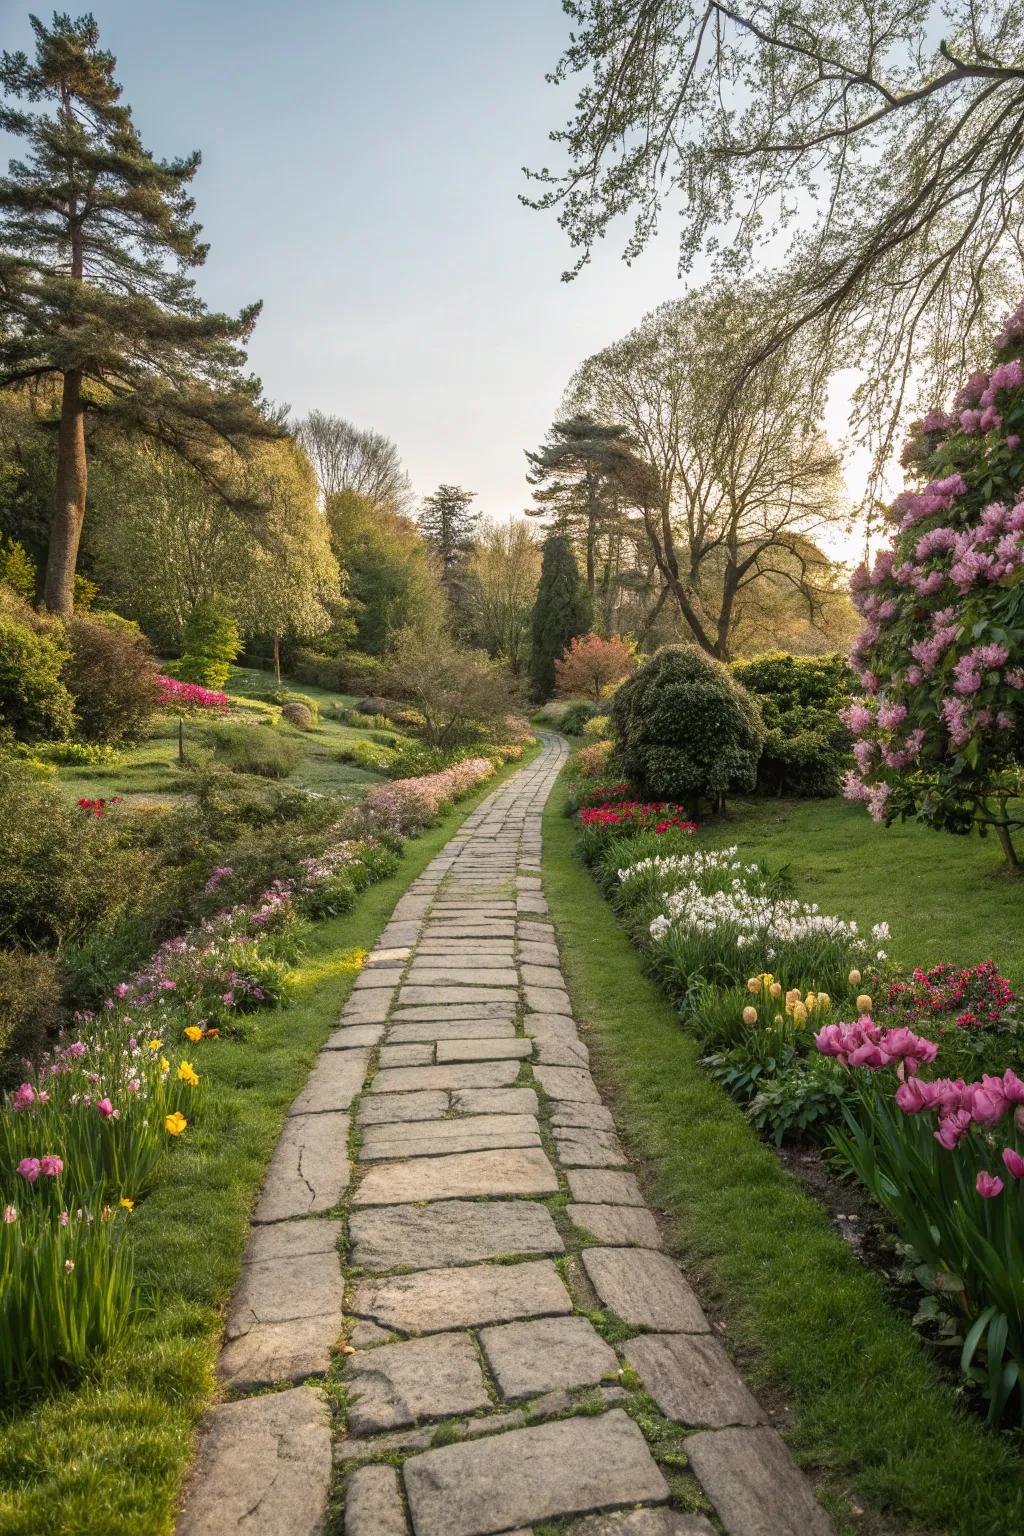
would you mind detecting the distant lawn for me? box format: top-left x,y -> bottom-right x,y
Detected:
47,664 -> 385,805
697,794 -> 1024,986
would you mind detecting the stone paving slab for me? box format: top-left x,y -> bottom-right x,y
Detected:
345,1331 -> 490,1433
479,1315 -> 620,1400
535,1039 -> 589,1067
567,1203 -> 664,1249
340,992 -> 392,1024
353,1146 -> 559,1205
353,967 -> 405,990
253,1111 -> 349,1223
401,1410 -> 669,1536
348,1198 -> 564,1271
357,1090 -> 449,1125
683,1426 -> 834,1535
325,1023 -> 386,1049
177,1386 -> 331,1536
533,1065 -> 602,1104
388,1018 -> 516,1043
405,964 -> 520,987
379,1042 -> 434,1067
350,1258 -> 572,1333
572,1512 -> 716,1536
370,1060 -> 521,1095
452,1087 -> 539,1117
393,1002 -> 517,1022
565,1168 -> 645,1205
623,1333 -> 763,1427
550,1102 -> 616,1131
554,1128 -> 627,1168
435,1037 -> 532,1062
524,986 -> 572,1015
399,985 -> 519,1007
289,1048 -> 370,1115
344,1464 -> 407,1536
359,1115 -> 541,1162
581,1249 -> 709,1332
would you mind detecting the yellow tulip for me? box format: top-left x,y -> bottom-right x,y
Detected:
183,1025 -> 203,1043
119,1197 -> 134,1211
177,1060 -> 200,1087
793,1002 -> 808,1025
817,992 -> 831,1008
848,969 -> 862,986
147,1038 -> 162,1052
165,1112 -> 187,1136
769,982 -> 782,999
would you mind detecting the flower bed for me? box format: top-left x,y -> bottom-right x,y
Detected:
154,674 -> 229,711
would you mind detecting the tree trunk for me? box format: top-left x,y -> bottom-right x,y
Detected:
44,370 -> 88,615
273,633 -> 282,685
994,823 -> 1021,873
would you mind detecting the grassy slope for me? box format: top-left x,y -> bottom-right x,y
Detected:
542,771 -> 1024,1536
698,794 -> 1024,987
0,747 -> 537,1536
48,665 -> 383,803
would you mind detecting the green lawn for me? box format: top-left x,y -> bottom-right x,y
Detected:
542,772 -> 1024,1536
698,794 -> 1024,986
0,748 -> 537,1536
46,664 -> 385,804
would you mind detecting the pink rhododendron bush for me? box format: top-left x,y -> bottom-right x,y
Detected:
154,673 -> 230,712
819,1016 -> 1024,1423
364,756 -> 496,832
844,305 -> 1024,868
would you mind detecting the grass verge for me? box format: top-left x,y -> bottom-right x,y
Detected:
0,745 -> 537,1536
542,767 -> 1024,1536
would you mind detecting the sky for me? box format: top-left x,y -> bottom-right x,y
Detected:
0,0 -> 867,547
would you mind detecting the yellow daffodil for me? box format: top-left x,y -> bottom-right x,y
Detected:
159,1056 -> 170,1074
183,1025 -> 203,1043
742,1005 -> 758,1025
147,1038 -> 162,1052
856,994 -> 873,1014
177,1060 -> 200,1087
165,1112 -> 187,1136
119,1197 -> 134,1211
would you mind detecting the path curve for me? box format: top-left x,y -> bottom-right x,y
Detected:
178,735 -> 833,1536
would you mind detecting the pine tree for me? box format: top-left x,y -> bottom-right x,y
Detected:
525,414 -> 631,597
529,532 -> 592,699
0,14 -> 282,613
419,484 -> 479,583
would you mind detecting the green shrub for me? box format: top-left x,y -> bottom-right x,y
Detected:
63,611 -> 159,744
182,597 -> 240,668
255,688 -> 320,722
279,700 -> 314,730
731,652 -> 853,798
291,648 -> 382,692
560,700 -> 599,735
167,653 -> 231,690
43,740 -> 122,766
0,587 -> 74,741
611,645 -> 764,811
206,724 -> 301,779
337,738 -> 399,774
0,950 -> 61,1082
0,757 -> 149,950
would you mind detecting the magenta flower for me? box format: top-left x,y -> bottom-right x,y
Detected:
12,1083 -> 36,1111
935,1110 -> 973,1151
39,1155 -> 64,1177
16,1158 -> 41,1183
976,1171 -> 1004,1198
1001,1147 -> 1024,1180
96,1098 -> 115,1119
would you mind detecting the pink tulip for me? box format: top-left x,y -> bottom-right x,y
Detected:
935,1109 -> 973,1150
976,1171 -> 1004,1198
1002,1068 -> 1024,1104
895,1077 -> 940,1114
970,1077 -> 1010,1126
39,1155 -> 64,1178
1001,1147 -> 1024,1180
96,1098 -> 115,1119
16,1158 -> 40,1183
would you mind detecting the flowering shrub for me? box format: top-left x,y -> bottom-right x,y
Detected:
572,740 -> 614,779
363,756 -> 495,833
154,674 -> 229,712
820,1019 -> 1024,1421
872,961 -> 1016,1031
843,303 -> 1024,868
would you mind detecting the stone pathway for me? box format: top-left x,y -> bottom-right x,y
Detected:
178,736 -> 833,1536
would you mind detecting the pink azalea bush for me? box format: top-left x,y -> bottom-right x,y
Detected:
843,302 -> 1024,866
154,674 -> 229,712
364,756 -> 496,833
818,1015 -> 1024,1420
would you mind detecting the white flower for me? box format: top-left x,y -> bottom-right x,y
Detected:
871,922 -> 890,941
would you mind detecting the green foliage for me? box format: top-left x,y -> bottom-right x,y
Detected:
0,599 -> 74,741
560,700 -> 598,735
183,598 -> 241,666
0,537 -> 36,598
290,647 -> 383,693
0,949 -> 61,1083
732,652 -> 852,798
611,644 -> 764,809
530,534 -> 593,699
0,757 -> 147,950
254,688 -> 320,722
63,612 -> 159,745
168,654 -> 231,690
205,724 -> 301,779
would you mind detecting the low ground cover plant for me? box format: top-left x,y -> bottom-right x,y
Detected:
205,721 -> 302,779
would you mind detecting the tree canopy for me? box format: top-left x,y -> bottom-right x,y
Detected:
0,12 -> 280,612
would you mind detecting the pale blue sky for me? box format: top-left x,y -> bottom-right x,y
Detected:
2,0 -> 692,519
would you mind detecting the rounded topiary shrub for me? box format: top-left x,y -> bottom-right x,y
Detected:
64,611 -> 159,744
279,700 -> 313,730
610,644 -> 764,811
